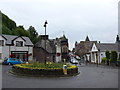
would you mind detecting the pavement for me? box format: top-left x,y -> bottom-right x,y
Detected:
2,64 -> 119,88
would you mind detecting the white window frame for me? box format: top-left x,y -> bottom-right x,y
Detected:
16,41 -> 23,47
0,40 -> 4,46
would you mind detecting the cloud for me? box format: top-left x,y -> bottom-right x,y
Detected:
0,0 -> 119,50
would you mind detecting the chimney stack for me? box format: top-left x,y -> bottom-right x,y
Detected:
40,35 -> 49,40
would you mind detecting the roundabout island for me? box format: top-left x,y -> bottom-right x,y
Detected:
10,62 -> 79,77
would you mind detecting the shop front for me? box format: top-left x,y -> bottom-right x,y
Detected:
10,51 -> 28,61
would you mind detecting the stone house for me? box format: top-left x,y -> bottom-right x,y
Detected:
74,36 -> 97,62
0,34 -> 33,61
33,34 -> 69,63
33,35 -> 56,62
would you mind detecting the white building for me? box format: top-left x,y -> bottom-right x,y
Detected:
90,43 -> 118,64
0,34 -> 33,61
90,35 -> 120,64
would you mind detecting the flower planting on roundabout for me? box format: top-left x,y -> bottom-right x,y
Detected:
11,62 -> 79,77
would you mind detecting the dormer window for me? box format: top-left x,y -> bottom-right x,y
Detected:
16,41 -> 23,47
0,40 -> 4,46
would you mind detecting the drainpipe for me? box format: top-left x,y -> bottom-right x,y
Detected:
9,45 -> 10,57
28,46 -> 29,61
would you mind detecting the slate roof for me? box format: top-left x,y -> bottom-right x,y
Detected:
59,35 -> 67,41
35,39 -> 56,53
34,35 -> 69,54
75,40 -> 97,56
0,34 -> 33,46
76,41 -> 97,50
85,36 -> 90,41
96,43 -> 118,52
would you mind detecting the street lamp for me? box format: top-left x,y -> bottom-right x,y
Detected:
44,20 -> 48,64
44,20 -> 48,35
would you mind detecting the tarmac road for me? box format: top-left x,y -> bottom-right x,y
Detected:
2,64 -> 118,88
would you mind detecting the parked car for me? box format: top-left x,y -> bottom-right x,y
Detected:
75,55 -> 81,60
2,58 -> 23,65
70,58 -> 79,64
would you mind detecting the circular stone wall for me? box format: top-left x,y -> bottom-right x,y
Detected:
11,64 -> 79,77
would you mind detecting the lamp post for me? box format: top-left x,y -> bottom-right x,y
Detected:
44,20 -> 48,64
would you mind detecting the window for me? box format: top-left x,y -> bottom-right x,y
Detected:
16,41 -> 23,47
62,46 -> 68,53
10,58 -> 16,61
0,40 -> 4,46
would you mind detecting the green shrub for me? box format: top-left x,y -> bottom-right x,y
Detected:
111,51 -> 117,62
110,51 -> 118,64
105,51 -> 110,60
102,57 -> 107,64
102,57 -> 107,61
117,60 -> 120,65
117,60 -> 120,62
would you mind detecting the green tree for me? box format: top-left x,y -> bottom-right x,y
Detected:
1,12 -> 17,35
18,25 -> 25,30
27,26 -> 39,44
105,51 -> 110,60
2,13 -> 16,30
105,51 -> 110,65
1,12 -> 40,44
2,24 -> 12,34
15,26 -> 30,37
110,51 -> 118,64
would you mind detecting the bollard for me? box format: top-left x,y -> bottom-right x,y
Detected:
63,65 -> 67,75
26,62 -> 29,64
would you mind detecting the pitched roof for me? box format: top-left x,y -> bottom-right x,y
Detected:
59,35 -> 67,41
35,39 -> 56,53
75,40 -> 97,56
85,36 -> 90,41
96,43 -> 118,51
77,41 -> 97,49
0,34 -> 33,46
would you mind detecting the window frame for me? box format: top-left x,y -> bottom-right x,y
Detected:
16,41 -> 24,47
0,40 -> 4,46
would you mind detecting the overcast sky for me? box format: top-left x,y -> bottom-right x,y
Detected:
0,0 -> 119,50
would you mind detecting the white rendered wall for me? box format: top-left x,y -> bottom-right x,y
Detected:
0,36 -> 9,60
100,52 -> 106,63
0,37 -> 33,61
